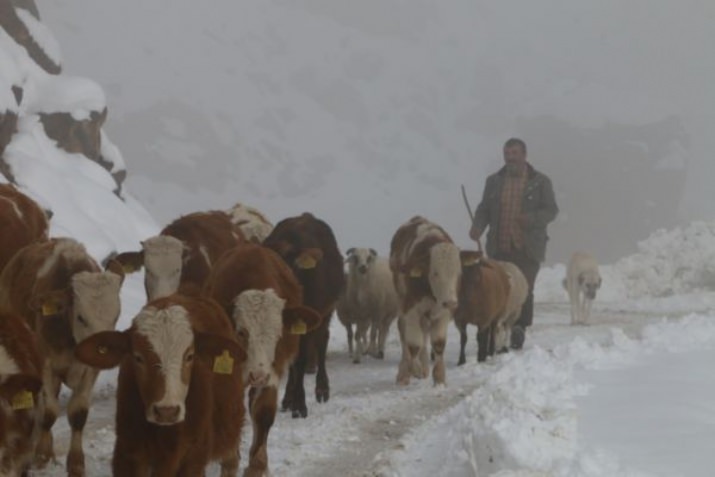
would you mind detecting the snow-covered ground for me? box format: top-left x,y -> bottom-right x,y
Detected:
34,255 -> 715,476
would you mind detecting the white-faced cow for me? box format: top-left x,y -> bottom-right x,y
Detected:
390,216 -> 478,386
205,243 -> 322,476
114,210 -> 245,301
225,203 -> 273,243
0,237 -> 124,476
75,294 -> 246,476
263,213 -> 344,418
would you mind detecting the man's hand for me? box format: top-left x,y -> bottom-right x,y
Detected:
469,225 -> 482,242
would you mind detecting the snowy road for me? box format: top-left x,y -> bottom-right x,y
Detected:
34,297 -> 714,477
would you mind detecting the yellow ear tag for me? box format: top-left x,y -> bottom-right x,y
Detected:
296,255 -> 317,270
11,390 -> 34,411
213,350 -> 234,375
41,302 -> 59,316
409,267 -> 422,278
98,345 -> 109,355
290,319 -> 307,335
122,263 -> 137,274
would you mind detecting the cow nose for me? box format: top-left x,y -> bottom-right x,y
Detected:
443,300 -> 458,311
358,265 -> 367,274
153,405 -> 180,423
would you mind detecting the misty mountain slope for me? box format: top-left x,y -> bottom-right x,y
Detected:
40,1 -> 714,259
0,2 -> 158,260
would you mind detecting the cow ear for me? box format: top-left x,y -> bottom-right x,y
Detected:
460,251 -> 483,267
104,259 -> 126,286
346,248 -> 355,256
75,331 -> 129,369
195,332 -> 247,371
294,248 -> 323,270
28,290 -> 70,318
283,305 -> 322,335
114,251 -> 145,274
369,248 -> 377,257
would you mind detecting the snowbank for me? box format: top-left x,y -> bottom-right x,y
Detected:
536,221 -> 715,303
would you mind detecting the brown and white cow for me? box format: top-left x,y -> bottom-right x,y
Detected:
454,254 -> 511,365
74,294 -> 246,476
114,210 -> 245,301
225,203 -> 274,243
263,213 -> 344,418
0,184 -> 49,274
0,311 -> 44,477
205,243 -> 322,476
0,237 -> 124,476
390,216 -> 477,386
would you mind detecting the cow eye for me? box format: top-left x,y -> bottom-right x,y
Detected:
185,352 -> 194,363
77,315 -> 88,326
133,353 -> 144,365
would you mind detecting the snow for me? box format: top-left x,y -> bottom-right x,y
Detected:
3,4 -> 715,477
33,249 -> 715,476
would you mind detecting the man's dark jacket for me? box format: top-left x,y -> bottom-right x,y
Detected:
472,164 -> 559,262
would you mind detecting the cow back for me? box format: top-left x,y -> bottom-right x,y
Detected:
263,213 -> 343,316
0,184 -> 49,274
161,211 -> 244,292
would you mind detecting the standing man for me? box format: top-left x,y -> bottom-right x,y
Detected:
469,138 -> 559,349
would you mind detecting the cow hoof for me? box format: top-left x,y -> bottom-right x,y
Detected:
375,351 -> 384,359
316,388 -> 330,403
510,326 -> 525,350
291,408 -> 308,419
352,357 -> 361,364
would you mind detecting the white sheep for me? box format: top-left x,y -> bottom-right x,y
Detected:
337,248 -> 399,363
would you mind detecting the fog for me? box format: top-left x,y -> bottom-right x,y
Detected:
39,0 -> 715,263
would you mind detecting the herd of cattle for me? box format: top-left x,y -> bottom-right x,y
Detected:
0,183 -> 530,476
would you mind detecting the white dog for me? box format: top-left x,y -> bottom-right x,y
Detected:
562,252 -> 602,325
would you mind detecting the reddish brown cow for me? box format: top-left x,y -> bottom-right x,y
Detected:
390,216 -> 479,385
0,237 -> 124,476
75,294 -> 247,477
454,253 -> 511,364
263,213 -> 344,418
0,311 -> 44,477
0,184 -> 49,274
115,210 -> 245,301
204,243 -> 322,476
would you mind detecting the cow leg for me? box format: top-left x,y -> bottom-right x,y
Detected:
418,327 -> 430,378
583,297 -> 593,324
289,345 -> 307,418
430,312 -> 450,385
112,444 -> 151,477
456,320 -> 468,366
477,326 -> 490,362
66,370 -> 98,476
487,324 -> 497,357
396,310 -> 424,385
35,365 -> 60,467
245,386 -> 278,477
345,322 -> 354,358
280,366 -> 295,413
315,324 -> 330,403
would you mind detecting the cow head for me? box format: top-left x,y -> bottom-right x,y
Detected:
232,289 -> 321,388
142,236 -> 186,300
345,247 -> 378,276
74,304 -> 246,426
225,203 -> 274,243
40,108 -> 108,161
579,269 -> 602,300
29,269 -> 123,344
404,242 -> 463,311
